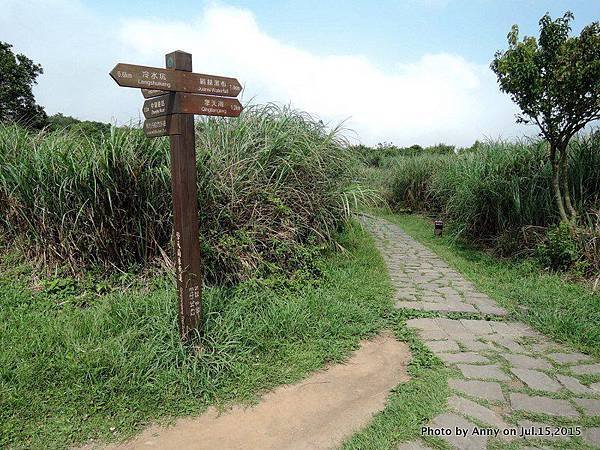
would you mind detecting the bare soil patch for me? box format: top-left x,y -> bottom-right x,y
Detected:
94,332 -> 410,450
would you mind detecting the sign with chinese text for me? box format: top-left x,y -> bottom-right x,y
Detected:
110,50 -> 244,342
143,93 -> 243,119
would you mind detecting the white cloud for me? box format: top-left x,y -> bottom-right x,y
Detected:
2,1 -> 528,146
1,0 -> 149,124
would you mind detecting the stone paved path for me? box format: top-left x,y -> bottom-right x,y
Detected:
364,216 -> 507,316
362,215 -> 600,450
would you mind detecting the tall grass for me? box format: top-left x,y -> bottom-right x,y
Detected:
0,104 -> 373,282
430,136 -> 599,239
0,123 -> 173,269
431,140 -> 554,238
388,154 -> 448,211
384,132 -> 600,271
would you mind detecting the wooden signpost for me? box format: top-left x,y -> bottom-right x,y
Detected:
110,51 -> 243,341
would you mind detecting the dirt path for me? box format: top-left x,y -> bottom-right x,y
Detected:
363,216 -> 600,450
95,333 -> 410,450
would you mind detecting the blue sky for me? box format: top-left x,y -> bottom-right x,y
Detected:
85,0 -> 597,68
3,0 -> 598,145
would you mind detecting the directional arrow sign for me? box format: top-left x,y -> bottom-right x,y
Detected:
141,88 -> 167,99
143,93 -> 243,119
110,63 -> 242,97
143,114 -> 184,138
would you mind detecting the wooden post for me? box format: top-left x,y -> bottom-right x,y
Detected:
167,50 -> 202,341
110,51 -> 243,342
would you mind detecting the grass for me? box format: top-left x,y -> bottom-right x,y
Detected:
1,222 -> 394,449
373,133 -> 600,274
383,133 -> 599,238
380,212 -> 600,358
0,105 -> 375,282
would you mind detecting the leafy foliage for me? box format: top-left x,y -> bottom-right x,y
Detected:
491,13 -> 600,135
47,112 -> 111,140
491,12 -> 600,221
537,221 -> 584,272
0,42 -> 47,129
352,142 -> 453,168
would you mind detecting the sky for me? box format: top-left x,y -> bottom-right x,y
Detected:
2,0 -> 598,146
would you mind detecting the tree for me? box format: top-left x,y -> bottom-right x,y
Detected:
47,113 -> 111,140
491,12 -> 600,222
0,42 -> 47,129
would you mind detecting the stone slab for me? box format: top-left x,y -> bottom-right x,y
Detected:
555,374 -> 594,395
457,364 -> 511,381
486,336 -> 527,353
471,303 -> 507,316
447,395 -> 509,429
406,318 -> 441,331
419,330 -> 449,341
448,379 -> 505,402
571,363 -> 600,375
438,352 -> 489,364
582,427 -> 600,446
500,353 -> 552,370
455,339 -> 496,352
430,412 -> 488,450
573,398 -> 600,416
459,319 -> 493,335
547,352 -> 592,364
510,393 -> 579,417
510,368 -> 562,393
425,340 -> 460,353
435,318 -> 472,336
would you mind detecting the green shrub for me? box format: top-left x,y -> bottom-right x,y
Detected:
46,112 -> 111,140
426,143 -> 455,154
350,142 -> 431,168
0,104 -> 373,283
537,222 -> 582,272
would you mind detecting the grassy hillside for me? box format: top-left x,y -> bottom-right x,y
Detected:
0,105 -> 374,283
